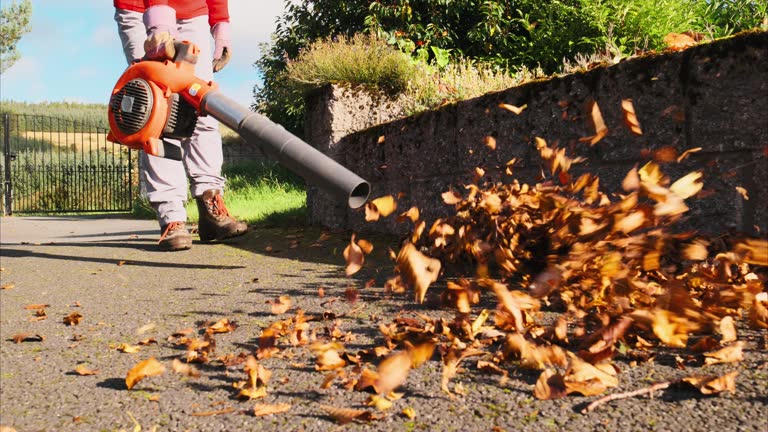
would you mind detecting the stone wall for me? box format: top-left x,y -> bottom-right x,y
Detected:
305,31 -> 768,236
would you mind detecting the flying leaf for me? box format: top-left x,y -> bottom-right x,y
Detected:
253,403 -> 291,417
441,190 -> 463,205
365,195 -> 397,221
375,350 -> 412,395
621,99 -> 642,135
397,207 -> 420,223
670,171 -> 703,199
357,238 -> 374,255
735,186 -> 749,200
677,147 -> 701,162
1,283 -> 15,290
719,316 -> 737,344
12,334 -> 44,343
564,358 -> 618,396
405,341 -> 435,368
396,242 -> 441,303
171,358 -> 200,378
683,240 -> 709,261
343,234 -> 365,276
749,292 -> 768,329
268,296 -> 292,315
579,100 -> 608,146
484,136 -> 497,150
23,304 -> 50,310
499,103 -> 527,114
117,343 -> 142,353
125,357 -> 165,390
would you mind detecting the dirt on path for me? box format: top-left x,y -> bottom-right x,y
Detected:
0,216 -> 766,432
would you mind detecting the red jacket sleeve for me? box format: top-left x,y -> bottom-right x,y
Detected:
206,0 -> 229,27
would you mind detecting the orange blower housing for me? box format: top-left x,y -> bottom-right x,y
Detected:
107,41 -> 216,159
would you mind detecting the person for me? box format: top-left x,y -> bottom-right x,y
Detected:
113,0 -> 247,251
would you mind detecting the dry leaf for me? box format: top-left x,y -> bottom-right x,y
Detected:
357,238 -> 374,255
499,103 -> 527,115
664,32 -> 697,51
534,369 -> 567,400
580,100 -> 608,146
365,195 -> 397,221
719,316 -> 737,344
208,318 -> 237,334
405,341 -> 435,368
441,190 -> 463,205
268,296 -> 292,315
401,406 -> 416,419
125,357 -> 165,390
375,351 -> 412,395
23,303 -> 49,310
0,283 -> 14,290
621,99 -> 642,135
117,343 -> 142,353
75,364 -> 99,376
704,341 -> 744,366
735,186 -> 749,200
12,334 -> 44,343
343,234 -> 364,276
750,292 -> 768,329
253,403 -> 291,417
63,312 -> 83,326
172,358 -> 201,378
320,405 -> 375,424
396,242 -> 441,303
484,136 -> 497,150
682,371 -> 738,394
676,147 -> 701,162
670,171 -> 703,200
398,207 -> 420,223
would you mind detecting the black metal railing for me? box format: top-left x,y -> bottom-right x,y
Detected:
1,113 -> 136,214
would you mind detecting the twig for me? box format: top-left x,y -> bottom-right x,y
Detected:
581,380 -> 676,414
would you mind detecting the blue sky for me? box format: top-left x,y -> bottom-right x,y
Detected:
1,0 -> 287,107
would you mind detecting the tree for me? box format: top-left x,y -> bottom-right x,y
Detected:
0,0 -> 32,75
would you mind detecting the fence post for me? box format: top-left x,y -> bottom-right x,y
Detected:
3,113 -> 12,216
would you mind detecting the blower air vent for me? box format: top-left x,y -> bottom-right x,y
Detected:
110,79 -> 153,135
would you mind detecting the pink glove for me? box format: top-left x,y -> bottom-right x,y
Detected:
211,22 -> 232,72
143,5 -> 177,60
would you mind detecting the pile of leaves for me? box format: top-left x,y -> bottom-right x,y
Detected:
110,99 -> 767,423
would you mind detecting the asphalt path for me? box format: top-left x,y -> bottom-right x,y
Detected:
0,216 -> 766,432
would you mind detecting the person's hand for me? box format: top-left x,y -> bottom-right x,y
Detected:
143,5 -> 176,60
211,22 -> 232,72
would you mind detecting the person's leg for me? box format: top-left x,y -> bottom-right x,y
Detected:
114,9 -> 192,250
176,16 -> 247,242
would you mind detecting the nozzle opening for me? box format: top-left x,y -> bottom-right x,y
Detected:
348,182 -> 371,209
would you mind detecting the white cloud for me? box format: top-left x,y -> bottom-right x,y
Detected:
1,57 -> 46,102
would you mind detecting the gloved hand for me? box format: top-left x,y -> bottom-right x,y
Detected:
143,5 -> 177,60
211,22 -> 232,72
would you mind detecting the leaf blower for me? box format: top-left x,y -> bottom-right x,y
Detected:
107,41 -> 370,209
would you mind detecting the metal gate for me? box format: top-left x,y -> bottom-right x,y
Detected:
1,113 -> 136,214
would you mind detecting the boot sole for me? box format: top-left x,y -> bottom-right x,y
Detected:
198,227 -> 248,243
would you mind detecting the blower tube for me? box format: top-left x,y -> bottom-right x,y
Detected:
201,91 -> 370,209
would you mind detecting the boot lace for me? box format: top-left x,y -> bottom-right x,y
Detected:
209,193 -> 232,218
158,221 -> 184,244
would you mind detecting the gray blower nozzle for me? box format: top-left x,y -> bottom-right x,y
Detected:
202,91 -> 370,209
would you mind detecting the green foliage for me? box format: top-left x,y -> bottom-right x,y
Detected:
286,33 -> 419,93
0,0 -> 32,74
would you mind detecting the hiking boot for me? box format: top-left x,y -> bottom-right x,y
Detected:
195,189 -> 248,242
158,221 -> 193,251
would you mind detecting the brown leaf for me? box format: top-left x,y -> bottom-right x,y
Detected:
396,242 -> 441,303
117,343 -> 142,353
441,190 -> 463,205
664,32 -> 697,51
75,364 -> 99,376
580,100 -> 608,146
268,296 -> 292,315
343,234 -> 365,276
622,166 -> 640,192
253,403 -> 291,417
735,239 -> 768,266
208,318 -> 237,334
375,351 -> 412,395
11,333 -> 44,343
1,283 -> 15,290
365,195 -> 397,221
397,207 -> 420,223
621,99 -> 642,135
312,342 -> 347,371
23,303 -> 50,310
682,371 -> 738,394
653,146 -> 678,163
719,316 -> 737,344
357,238 -> 374,255
171,358 -> 201,378
63,312 -> 83,326
683,240 -> 709,261
125,357 -> 165,390
704,341 -> 744,366
534,369 -> 567,400
676,147 -> 701,162
320,405 -> 375,424
750,292 -> 768,329
498,103 -> 527,115
405,341 -> 435,368
670,171 -> 703,200
735,186 -> 749,200
564,358 -> 618,396
484,136 -> 497,150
